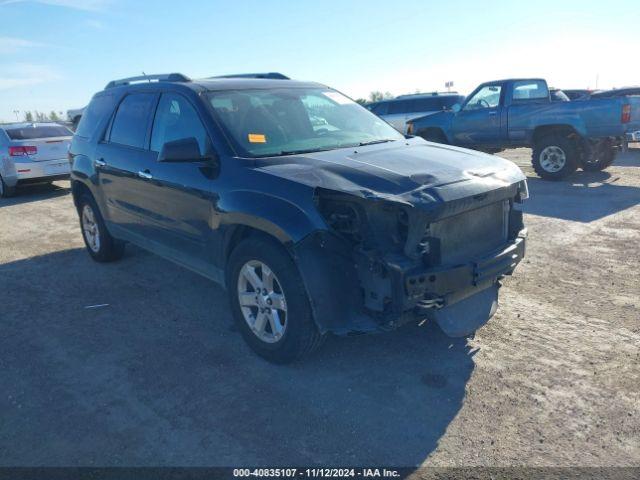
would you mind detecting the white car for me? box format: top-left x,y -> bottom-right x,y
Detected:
0,122 -> 73,198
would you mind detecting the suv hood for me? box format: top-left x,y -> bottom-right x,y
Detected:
254,138 -> 525,208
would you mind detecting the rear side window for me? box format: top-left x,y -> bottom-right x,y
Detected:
150,93 -> 209,154
5,125 -> 72,140
75,95 -> 114,138
513,80 -> 549,101
109,93 -> 156,149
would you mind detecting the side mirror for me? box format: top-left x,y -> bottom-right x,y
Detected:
158,137 -> 204,163
451,103 -> 461,113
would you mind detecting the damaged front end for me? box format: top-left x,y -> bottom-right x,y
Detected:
293,178 -> 528,337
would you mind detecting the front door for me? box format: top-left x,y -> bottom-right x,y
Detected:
451,84 -> 503,147
139,92 -> 220,279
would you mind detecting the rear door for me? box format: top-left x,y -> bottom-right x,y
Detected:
451,84 -> 503,146
95,92 -> 158,237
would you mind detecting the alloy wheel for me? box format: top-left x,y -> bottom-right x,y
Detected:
237,260 -> 288,343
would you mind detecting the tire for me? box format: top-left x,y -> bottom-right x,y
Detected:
226,235 -> 324,363
532,135 -> 579,180
420,129 -> 448,144
0,175 -> 16,198
582,147 -> 616,172
77,193 -> 125,262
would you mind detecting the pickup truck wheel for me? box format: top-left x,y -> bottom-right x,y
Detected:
0,175 -> 16,198
532,135 -> 578,180
78,194 -> 125,262
227,236 -> 324,363
582,147 -> 616,171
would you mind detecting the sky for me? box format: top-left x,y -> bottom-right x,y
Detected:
0,0 -> 639,121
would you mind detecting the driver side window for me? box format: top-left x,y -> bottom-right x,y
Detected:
150,93 -> 209,154
464,85 -> 502,111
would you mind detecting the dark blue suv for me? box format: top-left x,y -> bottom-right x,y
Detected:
69,73 -> 528,363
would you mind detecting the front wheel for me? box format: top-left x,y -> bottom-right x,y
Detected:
226,236 -> 324,363
78,194 -> 125,262
532,135 -> 579,180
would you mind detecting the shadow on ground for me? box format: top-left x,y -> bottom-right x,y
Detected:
0,181 -> 70,208
0,246 -> 475,466
522,170 -> 640,222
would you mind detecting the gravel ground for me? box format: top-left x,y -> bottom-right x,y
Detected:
0,148 -> 638,468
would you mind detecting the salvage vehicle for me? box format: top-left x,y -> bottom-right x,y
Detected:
407,78 -> 640,180
0,122 -> 73,198
69,73 -> 528,363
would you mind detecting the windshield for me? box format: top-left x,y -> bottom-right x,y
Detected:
207,88 -> 404,157
6,124 -> 73,140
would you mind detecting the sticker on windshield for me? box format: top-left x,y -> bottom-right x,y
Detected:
248,133 -> 267,143
322,91 -> 353,105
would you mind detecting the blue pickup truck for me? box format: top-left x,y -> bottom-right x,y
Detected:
406,78 -> 640,179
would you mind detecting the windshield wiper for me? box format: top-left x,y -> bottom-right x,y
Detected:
357,139 -> 396,146
253,146 -> 338,158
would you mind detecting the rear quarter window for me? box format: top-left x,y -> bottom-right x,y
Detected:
6,125 -> 72,140
75,94 -> 115,139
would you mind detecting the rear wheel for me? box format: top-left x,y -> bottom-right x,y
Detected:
227,236 -> 324,363
0,175 -> 16,198
78,194 -> 125,262
582,146 -> 616,171
532,135 -> 579,180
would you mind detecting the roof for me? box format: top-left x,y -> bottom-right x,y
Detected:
191,77 -> 324,91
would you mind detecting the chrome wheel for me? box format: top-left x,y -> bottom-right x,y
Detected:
237,260 -> 287,344
539,146 -> 566,173
81,204 -> 101,253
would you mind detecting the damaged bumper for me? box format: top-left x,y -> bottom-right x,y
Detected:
293,224 -> 526,336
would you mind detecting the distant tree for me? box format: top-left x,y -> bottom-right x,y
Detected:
24,111 -> 34,122
368,91 -> 394,102
34,111 -> 48,122
355,98 -> 368,106
49,111 -> 60,121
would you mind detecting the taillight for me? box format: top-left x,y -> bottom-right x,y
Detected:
622,104 -> 631,123
9,146 -> 37,156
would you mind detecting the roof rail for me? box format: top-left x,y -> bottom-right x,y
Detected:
396,91 -> 459,99
211,72 -> 290,80
105,73 -> 191,89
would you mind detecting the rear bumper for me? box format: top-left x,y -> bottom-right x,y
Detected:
1,158 -> 70,187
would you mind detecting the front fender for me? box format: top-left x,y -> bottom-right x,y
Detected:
411,111 -> 455,140
220,188 -> 326,244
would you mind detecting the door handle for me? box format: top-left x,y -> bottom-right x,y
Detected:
95,158 -> 106,167
488,111 -> 498,116
138,170 -> 153,180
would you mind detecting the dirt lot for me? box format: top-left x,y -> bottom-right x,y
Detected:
1,148 -> 639,468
